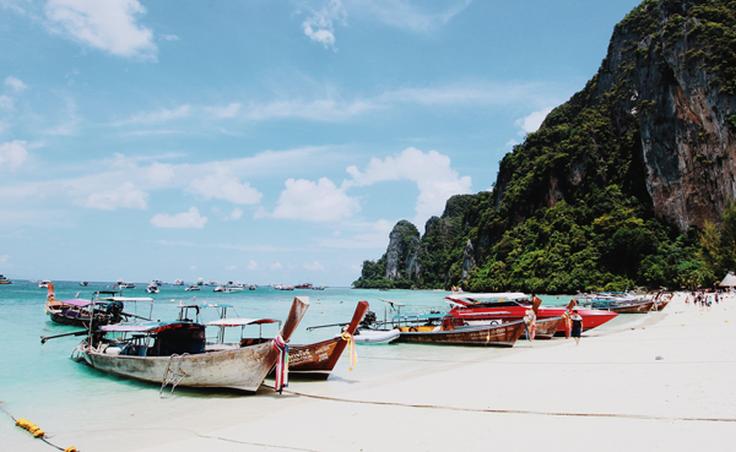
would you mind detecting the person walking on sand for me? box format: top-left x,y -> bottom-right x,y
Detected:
571,309 -> 583,345
523,307 -> 537,341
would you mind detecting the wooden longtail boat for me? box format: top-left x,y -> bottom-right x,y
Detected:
396,320 -> 526,347
75,297 -> 309,392
524,316 -> 564,340
609,300 -> 655,314
288,301 -> 369,379
46,288 -> 153,328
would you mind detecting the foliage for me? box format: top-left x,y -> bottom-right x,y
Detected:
354,0 -> 736,292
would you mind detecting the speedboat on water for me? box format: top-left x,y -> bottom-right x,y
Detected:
79,281 -> 89,287
115,280 -> 136,289
445,292 -> 618,334
184,284 -> 200,292
213,285 -> 244,293
38,280 -> 51,288
0,274 -> 11,285
146,284 -> 160,294
173,279 -> 185,286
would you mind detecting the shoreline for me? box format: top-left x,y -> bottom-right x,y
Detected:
5,292 -> 736,451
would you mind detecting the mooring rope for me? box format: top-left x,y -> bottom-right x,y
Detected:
276,388 -> 736,424
0,402 -> 78,451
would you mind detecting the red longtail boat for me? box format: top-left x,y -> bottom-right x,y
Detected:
445,293 -> 617,335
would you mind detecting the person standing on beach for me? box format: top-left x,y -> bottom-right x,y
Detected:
571,309 -> 583,345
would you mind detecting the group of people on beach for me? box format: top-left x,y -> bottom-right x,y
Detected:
686,288 -> 729,308
523,294 -> 583,345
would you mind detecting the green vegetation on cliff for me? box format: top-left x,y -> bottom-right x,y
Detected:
354,0 -> 736,293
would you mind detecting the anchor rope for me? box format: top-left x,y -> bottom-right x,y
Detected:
0,402 -> 78,451
272,388 -> 736,424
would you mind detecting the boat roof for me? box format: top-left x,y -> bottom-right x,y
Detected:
100,321 -> 169,333
59,298 -> 92,307
97,296 -> 154,303
206,317 -> 279,327
446,292 -> 528,302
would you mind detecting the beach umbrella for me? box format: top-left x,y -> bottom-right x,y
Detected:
719,272 -> 736,287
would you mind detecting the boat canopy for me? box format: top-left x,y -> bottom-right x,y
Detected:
206,318 -> 279,327
98,296 -> 154,303
59,298 -> 92,307
100,321 -> 168,333
447,292 -> 528,302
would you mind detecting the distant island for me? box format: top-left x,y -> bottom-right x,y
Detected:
355,0 -> 736,293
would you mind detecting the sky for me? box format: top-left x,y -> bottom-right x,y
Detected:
0,0 -> 641,285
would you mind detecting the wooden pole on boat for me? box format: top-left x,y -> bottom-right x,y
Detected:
40,330 -> 89,344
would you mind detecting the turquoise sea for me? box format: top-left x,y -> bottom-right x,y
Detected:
0,280 -> 573,445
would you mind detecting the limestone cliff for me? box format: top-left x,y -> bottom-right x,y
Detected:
354,0 -> 736,292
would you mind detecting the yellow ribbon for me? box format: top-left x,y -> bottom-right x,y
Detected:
341,332 -> 357,371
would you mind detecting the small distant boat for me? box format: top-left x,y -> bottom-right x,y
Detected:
312,286 -> 326,291
38,280 -> 52,289
173,279 -> 185,286
274,284 -> 295,291
184,285 -> 200,292
146,284 -> 160,294
248,284 -> 257,291
114,280 -> 135,289
295,283 -> 313,289
72,297 -> 309,392
0,274 -> 11,285
213,285 -> 244,293
79,281 -> 89,287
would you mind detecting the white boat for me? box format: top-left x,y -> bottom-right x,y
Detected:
214,285 -> 244,293
74,297 -> 309,392
38,280 -> 52,288
353,328 -> 400,345
115,280 -> 135,289
146,284 -> 160,294
184,285 -> 200,292
173,279 -> 185,286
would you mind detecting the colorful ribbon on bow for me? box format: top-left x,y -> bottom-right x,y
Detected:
272,335 -> 289,393
341,332 -> 357,371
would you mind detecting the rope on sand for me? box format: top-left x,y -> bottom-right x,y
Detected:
278,389 -> 736,424
0,402 -> 78,451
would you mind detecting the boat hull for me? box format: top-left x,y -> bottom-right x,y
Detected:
288,301 -> 369,378
524,317 -> 563,340
84,342 -> 276,392
609,300 -> 655,313
449,306 -> 617,334
397,321 -> 525,347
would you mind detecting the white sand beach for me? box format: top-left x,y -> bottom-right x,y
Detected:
6,292 -> 736,452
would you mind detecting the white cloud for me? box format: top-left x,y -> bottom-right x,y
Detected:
227,207 -> 243,220
318,219 -> 394,249
349,0 -> 471,33
150,207 -> 207,229
242,97 -> 376,122
113,104 -> 191,126
515,107 -> 553,135
346,147 -> 471,225
270,261 -> 283,270
44,0 -> 156,59
0,140 -> 29,171
272,177 -> 359,222
246,259 -> 258,270
83,182 -> 148,210
160,33 -> 179,41
304,260 -> 325,272
4,76 -> 27,92
0,95 -> 13,111
205,102 -> 241,119
302,0 -> 346,49
188,171 -> 262,205
145,162 -> 175,187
